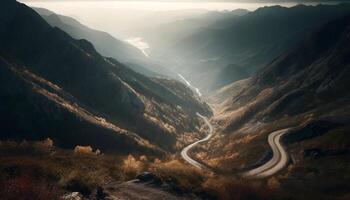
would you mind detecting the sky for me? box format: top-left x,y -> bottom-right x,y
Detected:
20,0 -> 348,2
20,0 -> 342,12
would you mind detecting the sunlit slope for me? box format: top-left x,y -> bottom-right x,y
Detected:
0,0 -> 210,153
194,14 -> 350,177
0,57 -> 162,155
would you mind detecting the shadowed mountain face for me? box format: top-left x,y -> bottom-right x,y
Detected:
33,7 -> 179,80
155,4 -> 350,91
0,0 -> 211,154
139,9 -> 249,54
225,14 -> 350,132
200,14 -> 350,177
0,58 -> 160,155
33,7 -> 147,64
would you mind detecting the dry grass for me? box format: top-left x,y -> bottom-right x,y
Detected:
147,159 -> 273,199
1,139 -> 319,200
0,172 -> 59,200
150,160 -> 205,193
0,140 -> 160,197
202,176 -> 272,200
0,140 -> 126,197
121,154 -> 146,180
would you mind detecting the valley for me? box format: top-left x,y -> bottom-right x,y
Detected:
181,113 -> 214,170
1,0 -> 350,200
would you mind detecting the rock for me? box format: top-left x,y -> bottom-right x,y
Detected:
61,192 -> 82,200
136,172 -> 160,184
303,148 -> 324,159
96,186 -> 107,200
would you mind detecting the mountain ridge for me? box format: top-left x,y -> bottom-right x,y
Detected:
195,14 -> 350,178
33,7 -> 147,63
0,0 -> 210,154
153,3 -> 350,91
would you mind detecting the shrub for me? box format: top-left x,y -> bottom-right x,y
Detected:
59,169 -> 107,196
74,145 -> 101,155
121,155 -> 144,180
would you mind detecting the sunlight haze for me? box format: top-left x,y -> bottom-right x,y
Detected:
20,0 -> 331,38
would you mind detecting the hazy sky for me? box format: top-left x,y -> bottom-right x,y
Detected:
20,0 -> 344,38
20,0 -> 340,12
20,0 -> 348,2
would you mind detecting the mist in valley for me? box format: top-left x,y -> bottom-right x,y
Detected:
1,0 -> 350,199
20,0 -> 337,94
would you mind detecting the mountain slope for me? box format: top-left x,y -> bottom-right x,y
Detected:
140,9 -> 249,55
34,7 -> 184,80
195,14 -> 350,192
161,4 -> 350,90
0,0 -> 210,153
33,7 -> 146,63
0,56 -> 160,155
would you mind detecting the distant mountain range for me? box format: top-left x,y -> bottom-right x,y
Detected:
33,7 -> 183,80
0,0 -> 211,155
139,9 -> 249,54
148,3 -> 350,91
33,7 -> 147,64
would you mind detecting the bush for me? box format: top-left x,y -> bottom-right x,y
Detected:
74,145 -> 101,155
59,168 -> 109,196
121,155 -> 144,180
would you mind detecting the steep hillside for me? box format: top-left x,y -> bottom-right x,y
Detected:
34,7 -> 183,79
0,0 -> 210,153
160,4 -> 350,90
33,7 -> 146,63
140,9 -> 249,55
191,14 -> 350,199
0,56 -> 160,155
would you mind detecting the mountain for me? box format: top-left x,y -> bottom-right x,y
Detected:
0,57 -> 161,155
139,9 -> 249,55
0,0 -> 211,154
34,7 -> 184,80
33,7 -> 147,64
157,4 -> 350,91
195,14 -> 350,199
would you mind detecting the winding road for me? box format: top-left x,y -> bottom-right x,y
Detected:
181,114 -> 291,178
242,128 -> 291,178
181,113 -> 213,169
125,36 -> 291,178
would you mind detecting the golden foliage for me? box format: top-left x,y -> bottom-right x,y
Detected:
74,145 -> 101,155
121,155 -> 144,179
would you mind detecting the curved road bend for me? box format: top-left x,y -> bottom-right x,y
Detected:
243,128 -> 291,178
181,113 -> 213,169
